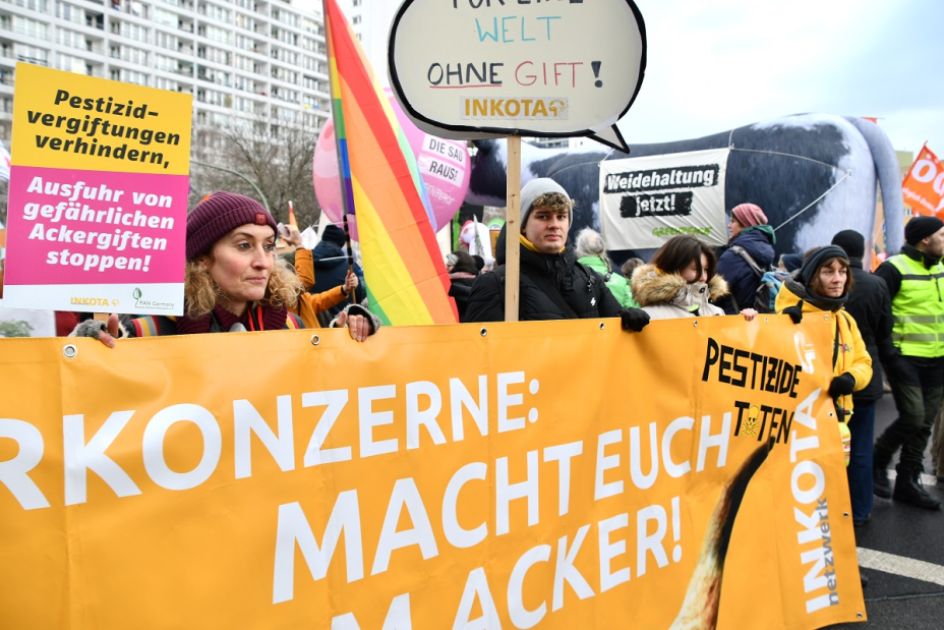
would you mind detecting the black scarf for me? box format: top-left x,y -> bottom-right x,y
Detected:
783,278 -> 847,312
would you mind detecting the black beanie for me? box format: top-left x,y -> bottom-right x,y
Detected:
905,216 -> 944,246
831,229 -> 865,259
780,253 -> 802,272
321,224 -> 347,246
799,245 -> 849,287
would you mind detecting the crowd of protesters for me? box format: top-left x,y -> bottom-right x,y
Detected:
5,179 -> 943,527
456,181 -> 943,528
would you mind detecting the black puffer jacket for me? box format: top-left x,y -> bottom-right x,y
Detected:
463,228 -> 621,322
844,258 -> 895,403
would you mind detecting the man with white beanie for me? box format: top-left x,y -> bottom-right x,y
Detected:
463,177 -> 650,332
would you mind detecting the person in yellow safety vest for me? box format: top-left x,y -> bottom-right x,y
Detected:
873,215 -> 944,510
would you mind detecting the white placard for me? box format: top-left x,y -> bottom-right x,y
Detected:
389,0 -> 646,151
599,148 -> 730,249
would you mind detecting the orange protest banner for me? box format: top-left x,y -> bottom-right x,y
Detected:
902,143 -> 944,217
0,317 -> 864,628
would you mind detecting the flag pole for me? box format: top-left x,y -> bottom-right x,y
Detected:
323,0 -> 357,304
504,136 -> 521,322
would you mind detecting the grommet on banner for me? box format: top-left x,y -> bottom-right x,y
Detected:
692,319 -> 699,327
480,327 -> 487,337
63,344 -> 78,359
310,334 -> 320,346
599,321 -> 605,330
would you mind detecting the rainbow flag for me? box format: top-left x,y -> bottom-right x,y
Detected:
323,0 -> 457,325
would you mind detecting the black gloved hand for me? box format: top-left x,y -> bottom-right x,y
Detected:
620,308 -> 650,332
782,301 -> 804,324
885,352 -> 918,387
828,372 -> 856,397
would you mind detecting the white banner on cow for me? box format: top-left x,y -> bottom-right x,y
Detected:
600,148 -> 729,249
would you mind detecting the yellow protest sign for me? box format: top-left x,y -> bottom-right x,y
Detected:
3,63 -> 190,313
0,316 -> 864,628
11,63 -> 191,175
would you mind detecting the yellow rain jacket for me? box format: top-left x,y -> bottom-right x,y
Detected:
775,282 -> 872,420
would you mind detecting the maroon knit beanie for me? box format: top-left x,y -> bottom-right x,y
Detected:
186,192 -> 277,261
731,202 -> 768,227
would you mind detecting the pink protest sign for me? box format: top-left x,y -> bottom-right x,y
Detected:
3,64 -> 192,314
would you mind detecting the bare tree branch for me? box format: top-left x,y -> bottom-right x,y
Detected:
189,116 -> 321,228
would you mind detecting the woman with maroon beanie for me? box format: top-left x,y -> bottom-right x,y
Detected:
74,192 -> 376,342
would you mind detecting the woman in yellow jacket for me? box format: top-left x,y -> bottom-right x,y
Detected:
775,245 -> 873,461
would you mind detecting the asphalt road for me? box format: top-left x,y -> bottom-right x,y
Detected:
828,393 -> 944,629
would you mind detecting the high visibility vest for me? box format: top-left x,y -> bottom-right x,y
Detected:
888,253 -> 944,357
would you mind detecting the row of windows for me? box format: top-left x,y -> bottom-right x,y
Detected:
271,8 -> 300,29
201,24 -> 231,44
7,42 -> 48,65
109,68 -> 149,85
154,30 -> 178,51
151,7 -> 178,28
6,15 -> 49,39
109,43 -> 148,65
55,1 -> 83,25
97,15 -> 321,60
153,54 -> 178,73
112,20 -> 148,41
56,28 -> 88,51
199,2 -> 229,22
199,45 -> 230,65
13,0 -> 48,11
55,53 -> 86,75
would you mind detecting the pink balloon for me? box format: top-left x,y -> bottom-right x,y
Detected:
312,90 -> 470,231
312,122 -> 343,223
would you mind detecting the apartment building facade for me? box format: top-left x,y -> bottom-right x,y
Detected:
0,0 -> 332,158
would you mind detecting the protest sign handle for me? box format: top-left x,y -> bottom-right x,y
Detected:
504,136 -> 521,322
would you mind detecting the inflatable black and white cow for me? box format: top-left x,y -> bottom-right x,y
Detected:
467,113 -> 905,259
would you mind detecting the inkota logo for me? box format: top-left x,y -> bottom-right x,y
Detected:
70,296 -> 109,306
461,97 -> 568,120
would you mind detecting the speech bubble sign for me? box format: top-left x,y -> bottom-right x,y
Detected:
388,0 -> 646,152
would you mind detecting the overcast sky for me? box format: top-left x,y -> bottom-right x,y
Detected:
321,0 -> 943,157
615,0 -> 944,155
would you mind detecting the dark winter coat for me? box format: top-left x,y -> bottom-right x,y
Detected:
716,226 -> 775,313
309,239 -> 366,319
843,258 -> 895,403
463,232 -> 622,322
448,272 -> 477,320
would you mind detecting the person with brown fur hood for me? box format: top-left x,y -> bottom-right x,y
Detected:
632,235 -> 754,321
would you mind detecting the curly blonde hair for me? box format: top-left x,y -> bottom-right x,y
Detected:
184,258 -> 302,318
